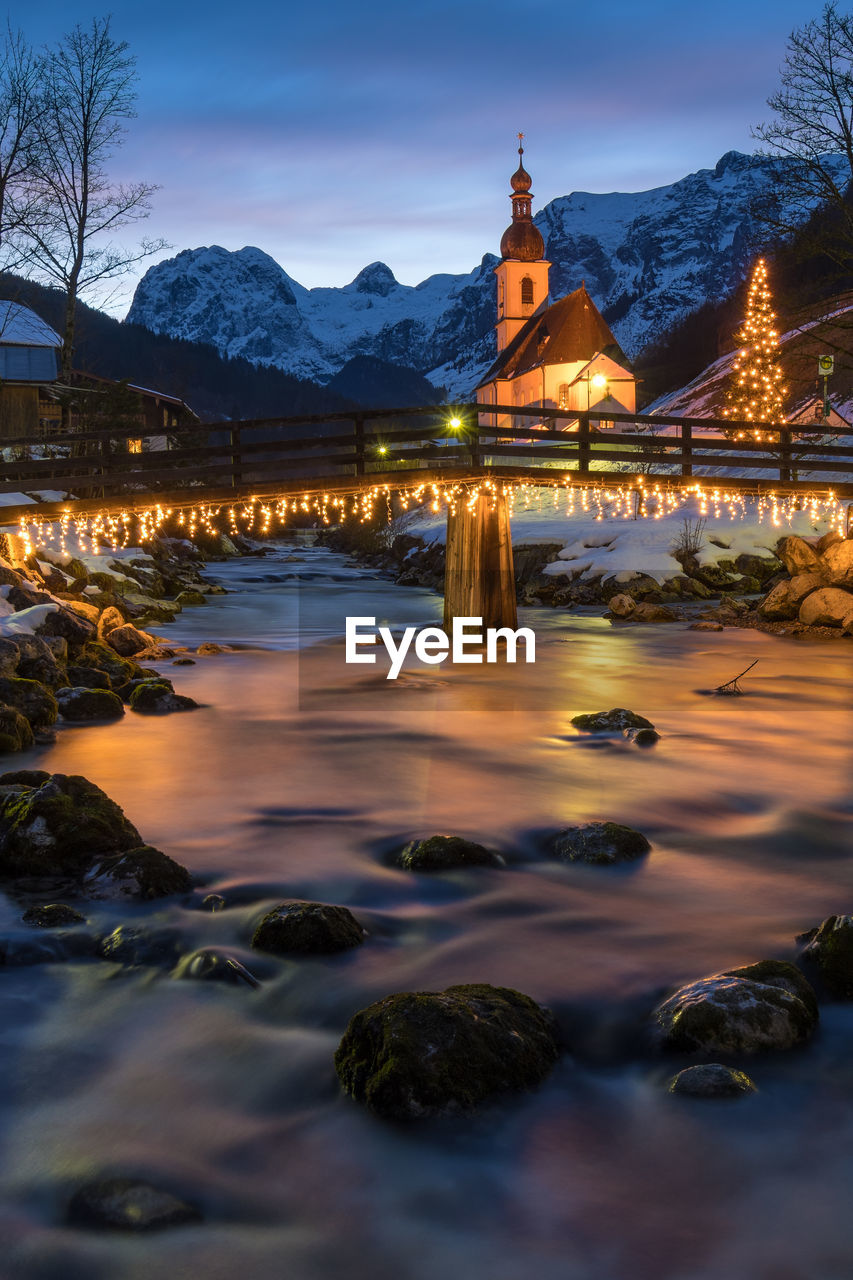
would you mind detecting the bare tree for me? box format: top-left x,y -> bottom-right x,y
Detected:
752,3 -> 853,272
0,26 -> 43,272
20,17 -> 166,374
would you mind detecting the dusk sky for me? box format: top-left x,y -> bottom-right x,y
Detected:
4,0 -> 827,311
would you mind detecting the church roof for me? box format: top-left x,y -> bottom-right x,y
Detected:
476,284 -> 631,387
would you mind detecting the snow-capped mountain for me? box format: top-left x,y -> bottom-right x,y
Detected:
126,152 -> 842,399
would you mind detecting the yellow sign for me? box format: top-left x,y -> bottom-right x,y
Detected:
818,354 -> 834,374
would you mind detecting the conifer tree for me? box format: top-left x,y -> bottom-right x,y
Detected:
722,258 -> 786,437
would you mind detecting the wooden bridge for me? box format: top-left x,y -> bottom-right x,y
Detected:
3,402 -> 852,629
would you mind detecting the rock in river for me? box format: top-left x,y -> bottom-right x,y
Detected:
67,1177 -> 201,1231
668,1063 -> 757,1097
398,834 -> 503,870
335,983 -> 561,1119
129,680 -> 198,715
571,708 -> 654,732
652,960 -> 818,1054
550,822 -> 651,865
799,914 -> 853,996
252,901 -> 365,955
0,771 -> 191,897
56,687 -> 125,722
173,948 -> 261,987
22,903 -> 85,927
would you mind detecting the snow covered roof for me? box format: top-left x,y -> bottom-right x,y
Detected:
0,301 -> 61,348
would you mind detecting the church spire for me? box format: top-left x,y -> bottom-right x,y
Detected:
500,133 -> 544,262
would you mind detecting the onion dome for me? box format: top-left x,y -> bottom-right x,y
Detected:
500,134 -> 545,262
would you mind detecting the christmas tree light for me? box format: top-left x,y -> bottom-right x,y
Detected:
722,258 -> 787,440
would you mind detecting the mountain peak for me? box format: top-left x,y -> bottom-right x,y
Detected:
348,262 -> 397,296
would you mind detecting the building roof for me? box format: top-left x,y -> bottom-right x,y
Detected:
0,301 -> 62,348
476,284 -> 631,387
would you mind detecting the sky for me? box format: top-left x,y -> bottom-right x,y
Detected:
2,0 -> 828,312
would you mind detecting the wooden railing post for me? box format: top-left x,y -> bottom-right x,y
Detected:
354,414 -> 365,476
778,427 -> 792,484
469,419 -> 481,469
229,424 -> 242,489
578,412 -> 590,473
682,421 -> 693,478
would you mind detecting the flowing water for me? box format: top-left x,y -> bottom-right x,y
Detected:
2,543 -> 853,1280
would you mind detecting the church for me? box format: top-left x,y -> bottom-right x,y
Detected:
475,141 -> 636,429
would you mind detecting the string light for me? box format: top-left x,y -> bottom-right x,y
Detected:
14,478 -> 848,560
722,257 -> 787,441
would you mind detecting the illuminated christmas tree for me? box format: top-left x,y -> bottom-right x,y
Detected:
722,258 -> 786,438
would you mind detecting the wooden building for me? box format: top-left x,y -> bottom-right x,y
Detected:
0,302 -> 62,439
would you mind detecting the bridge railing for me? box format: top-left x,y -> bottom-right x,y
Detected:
2,403 -> 853,519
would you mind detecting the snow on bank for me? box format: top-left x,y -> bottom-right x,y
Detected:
406,489 -> 836,583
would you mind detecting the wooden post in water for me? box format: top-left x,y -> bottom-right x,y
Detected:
443,488 -> 517,631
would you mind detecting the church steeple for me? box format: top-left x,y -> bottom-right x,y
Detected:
494,134 -> 550,352
500,135 -> 545,262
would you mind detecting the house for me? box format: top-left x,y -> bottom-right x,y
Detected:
0,301 -> 62,439
786,397 -> 850,432
38,371 -> 199,446
475,143 -> 636,429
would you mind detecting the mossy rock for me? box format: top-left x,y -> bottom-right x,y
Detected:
0,772 -> 143,880
66,1177 -> 201,1231
0,677 -> 58,731
398,835 -> 502,871
78,640 -> 139,686
252,901 -> 365,955
57,688 -> 125,722
0,703 -> 35,754
173,948 -> 261,987
128,680 -> 198,715
175,591 -> 207,607
97,923 -> 184,967
571,708 -> 654,732
800,915 -> 853,997
334,983 -> 561,1119
8,635 -> 66,687
22,903 -> 86,928
652,960 -> 818,1054
667,1063 -> 757,1097
549,822 -> 650,865
66,665 -> 112,690
91,845 -> 193,899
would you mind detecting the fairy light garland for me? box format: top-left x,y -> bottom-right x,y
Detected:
722,257 -> 787,442
13,477 -> 849,560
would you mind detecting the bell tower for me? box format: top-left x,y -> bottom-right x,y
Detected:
494,135 -> 550,352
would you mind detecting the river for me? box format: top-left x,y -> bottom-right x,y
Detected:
2,542 -> 853,1279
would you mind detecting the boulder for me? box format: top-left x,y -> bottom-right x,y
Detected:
777,535 -> 823,577
128,680 -> 198,715
571,708 -> 654,732
667,1063 -> 757,1097
66,1178 -> 201,1231
7,584 -> 53,611
0,677 -> 58,731
334,983 -> 561,1119
35,606 -> 95,647
608,593 -> 636,619
398,834 -> 502,871
98,924 -> 183,967
689,621 -> 724,632
78,640 -> 140,686
56,687 -> 125,722
63,599 -> 101,626
252,901 -> 365,955
0,638 -> 19,678
66,665 -> 112,690
105,623 -> 155,656
735,552 -> 782,582
175,590 -> 207,607
632,602 -> 679,622
816,530 -> 844,555
758,573 -> 824,620
651,960 -> 818,1054
0,704 -> 35,754
821,538 -> 853,588
549,821 -> 651,865
0,773 -> 191,897
799,914 -> 853,996
22,903 -> 85,927
8,634 -> 66,687
96,605 -> 126,639
798,587 -> 853,628
173,948 -> 261,987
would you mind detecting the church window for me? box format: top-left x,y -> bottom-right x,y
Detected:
521,276 -> 534,306
558,383 -> 570,409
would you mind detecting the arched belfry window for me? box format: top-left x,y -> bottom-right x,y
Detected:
521,276 -> 534,307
